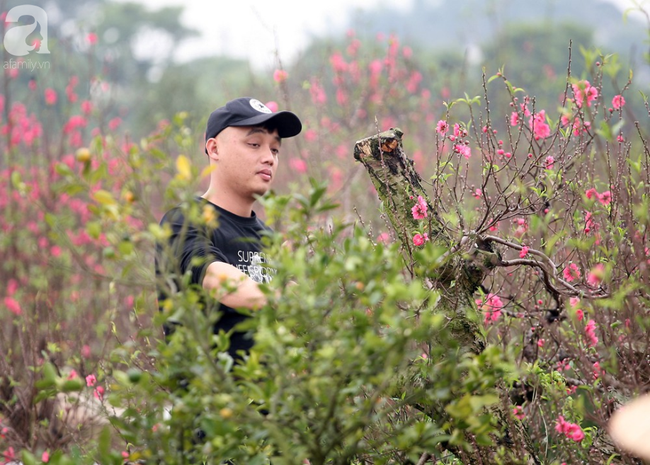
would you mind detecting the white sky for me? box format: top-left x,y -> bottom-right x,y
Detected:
125,0 -> 634,70
141,0 -> 415,68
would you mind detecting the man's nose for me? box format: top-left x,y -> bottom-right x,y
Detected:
262,146 -> 275,164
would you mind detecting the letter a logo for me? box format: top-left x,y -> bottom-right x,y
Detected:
3,5 -> 50,56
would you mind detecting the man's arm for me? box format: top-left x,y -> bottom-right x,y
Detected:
202,261 -> 267,310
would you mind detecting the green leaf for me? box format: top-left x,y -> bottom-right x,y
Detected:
58,378 -> 84,392
93,189 -> 117,206
44,361 -> 57,380
86,221 -> 102,239
469,394 -> 499,411
596,120 -> 613,141
10,170 -> 22,188
55,163 -> 74,177
20,450 -> 38,465
98,426 -> 112,458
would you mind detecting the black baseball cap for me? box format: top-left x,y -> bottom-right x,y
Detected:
205,97 -> 302,152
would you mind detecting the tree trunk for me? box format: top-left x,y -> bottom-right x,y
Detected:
354,128 -> 525,463
354,128 -> 501,353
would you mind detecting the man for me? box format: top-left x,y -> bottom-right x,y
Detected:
155,97 -> 302,359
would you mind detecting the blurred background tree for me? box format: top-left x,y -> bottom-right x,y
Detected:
2,0 -> 646,152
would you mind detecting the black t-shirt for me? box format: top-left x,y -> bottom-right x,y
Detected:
155,196 -> 273,358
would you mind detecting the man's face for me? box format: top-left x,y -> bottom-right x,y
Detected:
210,126 -> 281,201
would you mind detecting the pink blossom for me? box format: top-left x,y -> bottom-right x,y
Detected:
63,115 -> 87,134
598,190 -> 611,205
44,88 -> 57,105
265,101 -> 278,112
473,188 -> 482,199
585,319 -> 598,347
376,232 -> 390,244
6,279 -> 18,296
7,67 -> 19,79
289,158 -> 307,174
66,76 -> 78,103
81,344 -> 91,358
476,293 -> 504,324
612,94 -> 625,110
3,446 -> 16,461
368,59 -> 383,88
94,385 -> 105,400
336,144 -> 348,160
529,110 -> 551,140
273,69 -> 288,83
519,246 -> 529,258
537,338 -> 545,347
411,195 -> 428,220
304,129 -> 318,142
4,296 -> 22,315
571,118 -> 582,136
329,52 -> 348,73
573,80 -> 598,108
586,188 -> 611,205
336,88 -> 348,106
587,263 -> 605,287
309,79 -> 327,105
406,70 -> 422,94
512,406 -> 525,420
555,416 -> 585,442
556,359 -> 571,371
569,297 -> 584,320
436,120 -> 449,135
86,374 -> 97,387
514,218 -> 528,237
593,361 -> 604,379
562,263 -> 581,282
454,144 -> 471,159
108,117 -> 122,131
42,450 -> 50,462
544,155 -> 555,170
81,100 -> 93,115
347,38 -> 360,56
67,370 -> 78,380
453,123 -> 461,137
584,211 -> 596,234
413,233 -> 428,246
565,424 -> 585,442
510,112 -> 519,126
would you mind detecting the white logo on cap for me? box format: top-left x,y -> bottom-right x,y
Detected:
249,98 -> 272,114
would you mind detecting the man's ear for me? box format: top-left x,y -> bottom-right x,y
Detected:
205,138 -> 219,160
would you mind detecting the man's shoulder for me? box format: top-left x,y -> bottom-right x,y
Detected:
159,197 -> 205,225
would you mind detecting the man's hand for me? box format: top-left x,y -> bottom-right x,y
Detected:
202,262 -> 267,310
